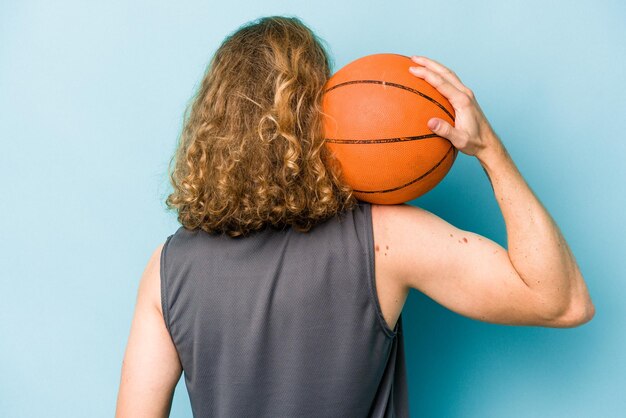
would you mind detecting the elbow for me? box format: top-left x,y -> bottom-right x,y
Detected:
579,301 -> 596,324
545,272 -> 595,328
552,299 -> 595,328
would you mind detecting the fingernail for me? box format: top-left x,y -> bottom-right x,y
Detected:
428,119 -> 439,130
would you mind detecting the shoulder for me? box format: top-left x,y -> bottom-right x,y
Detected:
370,202 -> 432,241
370,202 -> 452,287
137,242 -> 167,316
371,202 -> 447,240
369,203 -> 411,288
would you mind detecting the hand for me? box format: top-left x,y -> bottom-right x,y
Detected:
408,55 -> 501,159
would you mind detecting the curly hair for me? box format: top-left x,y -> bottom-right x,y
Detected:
165,15 -> 358,238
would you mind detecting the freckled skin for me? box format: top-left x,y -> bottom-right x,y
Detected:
463,237 -> 468,243
375,245 -> 379,252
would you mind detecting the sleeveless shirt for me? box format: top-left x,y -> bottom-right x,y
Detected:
160,201 -> 410,417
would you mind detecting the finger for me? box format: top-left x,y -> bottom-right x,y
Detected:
408,66 -> 471,110
410,56 -> 454,78
410,56 -> 472,95
428,118 -> 466,145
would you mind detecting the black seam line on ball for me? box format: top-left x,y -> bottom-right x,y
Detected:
325,133 -> 440,144
325,80 -> 454,121
352,145 -> 456,194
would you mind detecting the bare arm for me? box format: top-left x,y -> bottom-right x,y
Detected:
475,133 -> 594,323
115,243 -> 182,417
380,55 -> 594,327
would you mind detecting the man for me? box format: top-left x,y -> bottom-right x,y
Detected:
115,16 -> 594,418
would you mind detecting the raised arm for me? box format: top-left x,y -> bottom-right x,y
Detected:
375,55 -> 594,328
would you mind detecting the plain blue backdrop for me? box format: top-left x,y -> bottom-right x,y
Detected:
1,0 -> 624,417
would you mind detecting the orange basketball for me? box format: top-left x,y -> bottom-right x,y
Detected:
322,53 -> 457,204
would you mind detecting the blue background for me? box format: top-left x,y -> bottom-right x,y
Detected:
1,1 -> 624,416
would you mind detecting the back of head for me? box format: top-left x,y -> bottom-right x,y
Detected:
165,15 -> 357,238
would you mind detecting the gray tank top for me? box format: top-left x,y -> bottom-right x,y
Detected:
160,201 -> 409,417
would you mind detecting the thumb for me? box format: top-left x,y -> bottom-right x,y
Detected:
428,118 -> 459,143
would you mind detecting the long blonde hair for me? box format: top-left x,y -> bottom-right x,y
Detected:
165,16 -> 357,237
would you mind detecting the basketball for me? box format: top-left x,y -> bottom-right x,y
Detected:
322,53 -> 458,204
